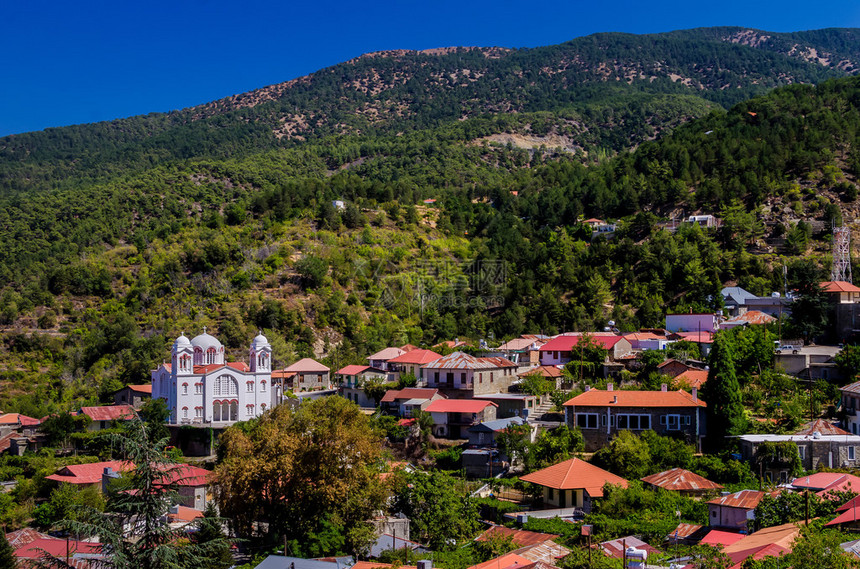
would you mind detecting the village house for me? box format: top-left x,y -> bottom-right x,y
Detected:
474,392 -> 539,419
840,381 -> 860,435
79,405 -> 137,431
719,310 -> 776,330
421,352 -> 518,397
563,385 -> 706,451
366,346 -> 407,375
665,312 -> 719,334
424,399 -> 497,438
788,472 -> 860,496
487,335 -> 548,366
466,416 -> 529,448
656,359 -> 701,378
388,349 -> 442,382
674,368 -> 708,390
737,433 -> 860,480
380,387 -> 446,417
538,334 -> 632,367
822,281 -> 860,342
113,384 -> 152,408
335,365 -> 389,407
623,332 -> 670,351
519,457 -> 628,512
273,358 -> 331,392
518,365 -> 565,390
707,490 -> 772,532
641,468 -> 723,497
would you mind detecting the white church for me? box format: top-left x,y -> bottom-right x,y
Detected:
152,329 -> 279,426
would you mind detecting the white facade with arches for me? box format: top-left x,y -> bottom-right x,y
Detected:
152,330 -> 275,426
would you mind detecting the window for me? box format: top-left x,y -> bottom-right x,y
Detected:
490,372 -> 494,383
195,407 -> 203,418
182,407 -> 188,419
246,404 -> 255,416
479,373 -> 483,383
665,414 -> 681,430
247,381 -> 254,393
261,381 -> 267,392
850,447 -> 856,461
798,446 -> 806,459
214,375 -> 237,397
617,414 -> 651,430
576,413 -> 599,429
195,383 -> 203,395
261,403 -> 267,411
182,383 -> 188,395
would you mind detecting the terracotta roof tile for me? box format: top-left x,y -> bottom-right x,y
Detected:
425,400 -> 497,413
706,490 -> 768,509
519,458 -> 628,496
46,460 -> 133,485
283,358 -> 329,373
520,366 -> 563,378
424,352 -> 516,370
0,413 -> 40,426
388,349 -> 442,365
336,365 -> 370,375
795,419 -> 850,436
79,405 -> 137,422
641,468 -> 723,492
367,347 -> 406,361
675,370 -> 708,389
380,388 -> 443,403
563,389 -> 705,408
468,553 -> 534,569
476,526 -> 559,547
822,281 -> 860,293
539,335 -> 625,352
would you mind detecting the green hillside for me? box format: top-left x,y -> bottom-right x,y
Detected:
1,30 -> 860,416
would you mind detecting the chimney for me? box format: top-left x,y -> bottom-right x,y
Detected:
607,383 -> 614,391
661,383 -> 667,392
692,387 -> 698,402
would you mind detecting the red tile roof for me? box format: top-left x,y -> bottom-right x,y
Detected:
563,389 -> 705,408
826,505 -> 860,526
599,536 -> 661,559
468,553 -> 534,569
792,472 -> 860,495
477,526 -> 560,547
0,413 -> 40,426
641,468 -> 723,492
675,369 -> 708,389
520,366 -> 563,379
822,280 -> 860,293
46,461 -> 133,485
15,537 -> 102,559
795,419 -> 850,436
380,388 -> 443,403
423,352 -> 516,370
388,349 -> 443,365
6,528 -> 52,549
519,458 -> 628,496
156,464 -> 211,487
706,490 -> 768,509
699,530 -> 747,547
168,505 -> 205,524
425,399 -> 497,414
126,384 -> 153,394
193,362 -> 250,374
400,344 -> 419,352
539,335 -> 626,352
724,310 -> 776,326
283,358 -> 330,373
367,347 -> 406,361
336,364 -> 370,375
79,405 -> 137,422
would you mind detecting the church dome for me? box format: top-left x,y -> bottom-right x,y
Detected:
173,334 -> 192,350
251,331 -> 270,350
190,330 -> 223,352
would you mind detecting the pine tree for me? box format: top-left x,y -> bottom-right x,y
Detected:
42,420 -> 227,569
702,332 -> 747,450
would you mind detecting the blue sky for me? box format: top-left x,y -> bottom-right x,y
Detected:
2,0 -> 860,136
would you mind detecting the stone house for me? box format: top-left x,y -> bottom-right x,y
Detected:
273,358 -> 331,392
421,352 -> 518,397
563,385 -> 706,451
736,433 -> 860,482
424,399 -> 497,439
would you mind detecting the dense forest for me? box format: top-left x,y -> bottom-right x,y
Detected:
1,29 -> 860,417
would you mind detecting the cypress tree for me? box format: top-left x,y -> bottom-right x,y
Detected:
702,331 -> 747,450
0,530 -> 15,569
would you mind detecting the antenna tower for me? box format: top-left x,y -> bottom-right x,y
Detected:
832,225 -> 853,283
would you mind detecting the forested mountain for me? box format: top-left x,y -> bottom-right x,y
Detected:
1,28 -> 860,416
2,27 -> 858,196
